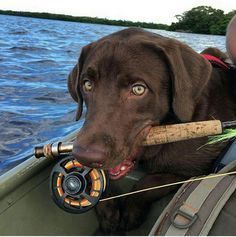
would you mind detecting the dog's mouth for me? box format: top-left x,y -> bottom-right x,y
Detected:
107,146 -> 144,180
108,158 -> 136,180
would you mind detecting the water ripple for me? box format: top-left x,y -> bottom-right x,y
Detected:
9,29 -> 28,35
9,46 -> 49,52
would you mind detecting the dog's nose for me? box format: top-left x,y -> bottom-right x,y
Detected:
72,144 -> 106,168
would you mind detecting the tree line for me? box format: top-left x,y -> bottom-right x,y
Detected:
169,6 -> 236,35
0,10 -> 169,30
0,6 -> 236,35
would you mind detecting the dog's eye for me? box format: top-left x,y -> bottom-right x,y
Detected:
83,80 -> 93,92
132,84 -> 146,96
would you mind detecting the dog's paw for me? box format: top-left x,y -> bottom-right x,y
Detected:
95,199 -> 121,234
120,198 -> 149,231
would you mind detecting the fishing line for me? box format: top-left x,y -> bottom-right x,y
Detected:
99,170 -> 236,202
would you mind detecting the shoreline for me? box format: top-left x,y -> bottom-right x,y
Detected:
0,10 -> 169,31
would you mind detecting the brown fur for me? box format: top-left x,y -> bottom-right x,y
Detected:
68,28 -> 236,234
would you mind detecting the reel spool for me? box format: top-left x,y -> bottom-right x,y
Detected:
50,156 -> 107,214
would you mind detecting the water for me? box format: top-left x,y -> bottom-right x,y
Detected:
0,14 -> 226,175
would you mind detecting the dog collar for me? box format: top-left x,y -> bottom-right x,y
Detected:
201,54 -> 231,70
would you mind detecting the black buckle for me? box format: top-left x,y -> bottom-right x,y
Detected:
171,208 -> 198,229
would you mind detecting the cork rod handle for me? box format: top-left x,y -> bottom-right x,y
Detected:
143,120 -> 222,146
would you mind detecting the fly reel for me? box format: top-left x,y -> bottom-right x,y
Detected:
50,156 -> 107,214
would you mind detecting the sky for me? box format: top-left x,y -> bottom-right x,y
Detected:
0,0 -> 235,25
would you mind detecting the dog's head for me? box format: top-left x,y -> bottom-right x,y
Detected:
68,28 -> 213,179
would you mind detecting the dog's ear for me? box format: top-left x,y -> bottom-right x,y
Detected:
67,44 -> 92,121
226,15 -> 236,64
145,35 -> 212,121
67,64 -> 83,121
163,40 -> 212,121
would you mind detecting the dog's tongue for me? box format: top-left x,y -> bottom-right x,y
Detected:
108,159 -> 135,180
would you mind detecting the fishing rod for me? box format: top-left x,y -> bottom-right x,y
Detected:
34,119 -> 236,214
34,119 -> 236,159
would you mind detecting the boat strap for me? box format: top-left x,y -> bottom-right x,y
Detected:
149,161 -> 236,236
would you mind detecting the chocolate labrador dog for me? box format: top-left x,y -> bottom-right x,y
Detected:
68,16 -> 236,234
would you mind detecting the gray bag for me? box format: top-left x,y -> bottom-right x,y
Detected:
149,161 -> 236,236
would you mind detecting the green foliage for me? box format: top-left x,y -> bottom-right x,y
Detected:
169,6 -> 236,35
0,10 -> 169,30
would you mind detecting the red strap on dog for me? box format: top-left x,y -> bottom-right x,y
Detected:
201,54 -> 231,70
